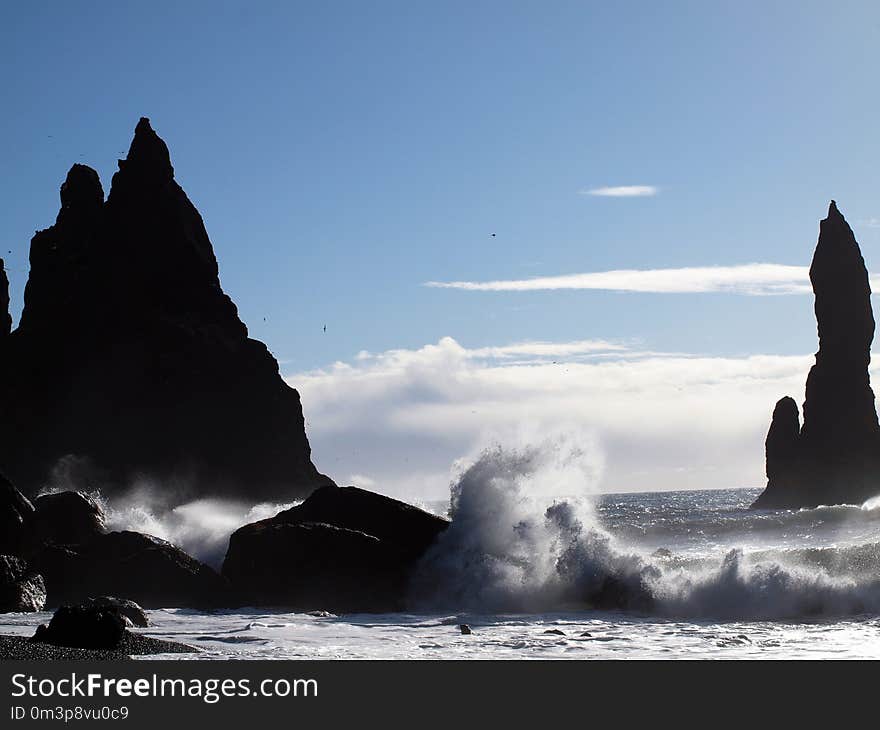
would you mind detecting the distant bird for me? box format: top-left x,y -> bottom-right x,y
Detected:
490,233 -> 496,237
323,324 -> 326,333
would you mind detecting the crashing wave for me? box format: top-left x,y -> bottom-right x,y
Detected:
410,440 -> 880,619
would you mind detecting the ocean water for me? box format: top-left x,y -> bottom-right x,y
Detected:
4,486 -> 880,659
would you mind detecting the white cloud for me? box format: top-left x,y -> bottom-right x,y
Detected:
355,339 -> 627,362
287,336 -> 835,503
426,263 -> 816,295
581,185 -> 658,197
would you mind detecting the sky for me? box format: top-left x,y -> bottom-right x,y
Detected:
3,1 -> 880,500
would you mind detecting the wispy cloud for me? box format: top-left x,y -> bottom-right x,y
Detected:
426,263 -> 818,295
581,185 -> 658,197
857,218 -> 880,229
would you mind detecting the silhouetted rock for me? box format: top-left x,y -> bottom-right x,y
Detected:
222,486 -> 449,611
759,396 -> 802,504
0,555 -> 46,612
0,475 -> 34,557
32,530 -> 228,609
26,601 -> 187,655
0,260 -> 10,338
33,604 -> 126,650
753,202 -> 880,508
270,485 -> 449,558
83,596 -> 149,627
31,491 -> 105,546
0,118 -> 332,503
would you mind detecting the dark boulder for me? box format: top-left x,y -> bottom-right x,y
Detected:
223,521 -> 414,611
31,491 -> 106,546
84,596 -> 149,627
25,601 -> 195,656
0,555 -> 46,612
0,117 -> 333,503
32,604 -> 126,650
222,486 -> 449,611
753,202 -> 880,509
0,474 -> 34,557
32,530 -> 228,609
269,485 -> 449,558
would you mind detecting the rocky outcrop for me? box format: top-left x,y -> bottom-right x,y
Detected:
28,603 -> 194,655
33,604 -> 126,650
0,260 -> 10,338
32,530 -> 228,609
222,486 -> 449,612
83,596 -> 149,627
0,118 -> 332,503
753,202 -> 880,508
0,475 -> 34,556
31,491 -> 105,546
0,482 -> 228,611
0,555 -> 46,612
761,396 -> 802,503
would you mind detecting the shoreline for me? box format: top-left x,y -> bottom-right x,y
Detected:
0,633 -> 198,661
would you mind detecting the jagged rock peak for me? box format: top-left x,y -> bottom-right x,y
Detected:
0,116 -> 333,502
0,259 -> 10,337
809,199 -> 874,360
115,116 -> 174,184
814,199 -> 864,265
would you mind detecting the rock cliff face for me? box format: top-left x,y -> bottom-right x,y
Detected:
0,473 -> 34,556
0,118 -> 332,502
0,261 -> 10,338
753,202 -> 880,508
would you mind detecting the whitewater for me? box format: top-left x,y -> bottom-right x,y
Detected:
5,442 -> 880,659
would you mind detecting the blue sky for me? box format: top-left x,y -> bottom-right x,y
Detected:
3,2 -> 880,497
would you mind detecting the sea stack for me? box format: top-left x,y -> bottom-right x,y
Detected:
752,201 -> 880,508
0,118 -> 333,502
0,260 -> 10,338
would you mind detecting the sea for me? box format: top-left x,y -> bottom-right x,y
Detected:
4,485 -> 880,659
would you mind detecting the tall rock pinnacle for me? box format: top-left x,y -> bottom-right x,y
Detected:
753,202 -> 880,508
0,259 -> 10,338
0,118 -> 334,502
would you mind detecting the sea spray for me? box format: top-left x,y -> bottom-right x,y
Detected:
411,439 -> 880,619
39,473 -> 297,569
103,495 -> 299,569
410,436 -> 654,611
